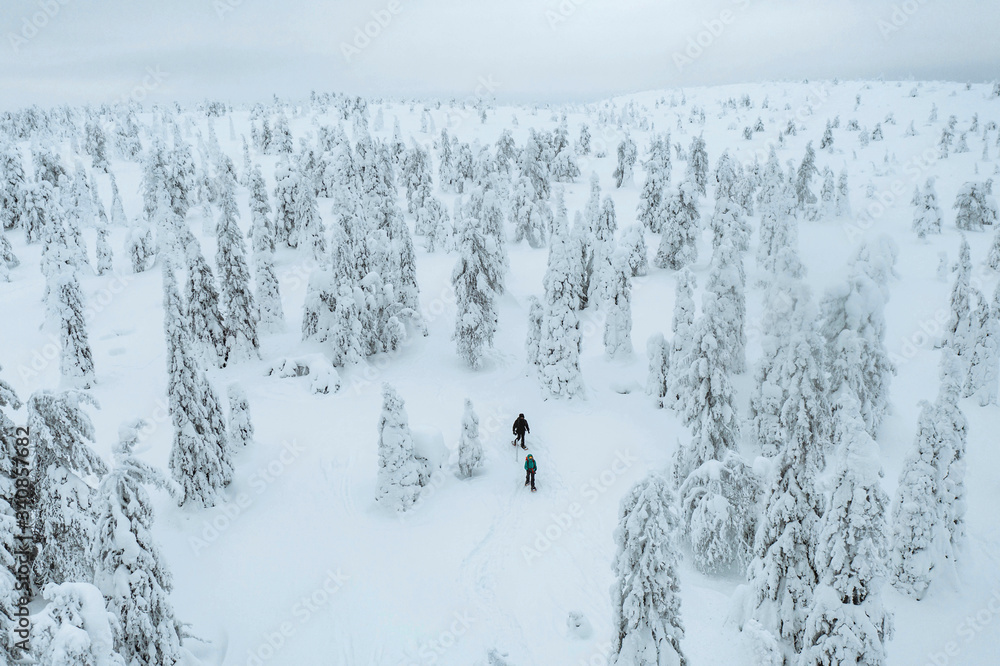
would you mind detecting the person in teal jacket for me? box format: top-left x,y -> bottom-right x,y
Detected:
524,454 -> 537,491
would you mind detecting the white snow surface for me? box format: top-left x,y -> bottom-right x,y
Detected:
3,79 -> 1000,665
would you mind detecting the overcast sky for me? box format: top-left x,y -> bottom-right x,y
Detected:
1,0 -> 998,109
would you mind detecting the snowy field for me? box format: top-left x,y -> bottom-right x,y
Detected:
2,79 -> 1000,666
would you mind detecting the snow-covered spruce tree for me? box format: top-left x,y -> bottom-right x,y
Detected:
452,200 -> 500,369
584,171 -> 602,235
254,250 -> 285,334
148,182 -> 186,260
746,320 -> 830,652
518,294 -> 543,374
935,347 -> 967,568
26,390 -> 107,588
294,164 -> 326,260
664,269 -> 697,410
511,175 -> 547,249
613,133 -> 638,188
477,187 -> 509,296
638,134 -> 671,232
140,140 -> 171,226
376,384 -> 430,512
93,421 -> 182,666
417,190 -> 451,253
520,129 -> 553,200
819,167 -> 836,217
457,398 -> 484,479
550,116 -> 581,182
365,141 -> 426,315
706,239 -> 746,374
124,217 -> 155,273
610,472 -> 686,666
820,121 -> 834,152
620,224 -> 648,277
326,284 -> 364,368
687,134 -> 709,196
953,180 -> 999,231
162,264 -> 232,508
21,178 -> 59,244
0,230 -> 15,280
756,149 -> 797,276
710,195 -> 750,253
184,244 -> 227,367
965,282 -> 1000,404
90,172 -> 109,227
216,175 -> 260,363
795,141 -> 819,218
67,162 -> 96,232
713,150 -> 742,206
570,211 -> 595,310
401,143 -> 430,216
987,224 -> 1000,271
95,221 -> 113,276
734,160 -> 758,218
588,196 -> 618,307
39,208 -> 77,315
247,165 -> 275,254
748,249 -> 812,457
227,384 -> 254,449
533,209 -> 586,396
60,179 -> 92,271
0,142 -> 26,232
801,395 -> 893,666
112,109 -> 143,160
913,178 -> 943,239
820,252 -> 895,437
543,200 -> 583,312
108,171 -> 127,227
166,134 -> 194,221
679,451 -> 759,575
647,333 -> 670,407
537,300 -> 585,399
272,112 -> 293,154
31,582 -> 125,666
835,168 -> 851,217
603,249 -> 633,359
654,178 -> 700,271
33,144 -> 68,188
437,129 -> 456,192
673,292 -> 740,486
55,269 -> 96,387
946,237 -> 973,359
889,400 -> 941,599
272,160 -> 297,247
576,124 -> 591,157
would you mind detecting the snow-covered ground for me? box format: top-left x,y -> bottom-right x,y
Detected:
3,79 -> 1000,665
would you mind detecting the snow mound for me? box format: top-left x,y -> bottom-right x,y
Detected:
265,353 -> 341,394
412,428 -> 448,472
566,610 -> 593,639
610,379 -> 642,394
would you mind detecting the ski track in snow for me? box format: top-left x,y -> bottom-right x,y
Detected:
458,433 -> 579,664
459,478 -> 531,659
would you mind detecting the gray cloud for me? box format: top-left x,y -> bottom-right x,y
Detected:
0,0 -> 997,109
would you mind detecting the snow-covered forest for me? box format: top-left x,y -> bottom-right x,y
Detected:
2,79 -> 1000,665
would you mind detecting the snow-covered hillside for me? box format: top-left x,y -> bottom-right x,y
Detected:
2,79 -> 1000,666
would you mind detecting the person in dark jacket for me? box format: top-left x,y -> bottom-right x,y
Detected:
512,413 -> 530,449
524,454 -> 537,490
